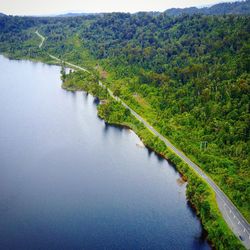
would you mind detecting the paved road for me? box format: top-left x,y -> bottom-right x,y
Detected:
48,54 -> 90,72
35,31 -> 250,249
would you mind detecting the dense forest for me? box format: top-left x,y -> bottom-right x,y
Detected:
76,13 -> 250,222
0,0 -> 249,246
165,0 -> 250,16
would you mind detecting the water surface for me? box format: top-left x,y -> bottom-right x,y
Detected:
0,55 -> 210,249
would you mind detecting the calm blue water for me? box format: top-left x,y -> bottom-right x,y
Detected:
0,55 -> 210,250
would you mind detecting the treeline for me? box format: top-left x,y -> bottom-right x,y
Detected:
0,5 -> 249,228
62,70 -> 108,99
64,70 -> 244,249
76,13 -> 250,221
165,0 -> 250,16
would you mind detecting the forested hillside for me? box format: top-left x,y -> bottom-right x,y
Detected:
0,1 -> 249,223
79,13 -> 250,221
81,13 -> 250,220
165,0 -> 250,16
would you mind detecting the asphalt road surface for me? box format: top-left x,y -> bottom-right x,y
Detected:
36,31 -> 250,249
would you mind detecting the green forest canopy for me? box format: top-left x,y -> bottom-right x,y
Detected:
0,1 -> 249,222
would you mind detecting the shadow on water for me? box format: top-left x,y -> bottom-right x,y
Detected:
155,152 -> 165,162
146,147 -> 153,157
187,200 -> 209,245
82,92 -> 89,101
145,145 -> 177,169
80,88 -> 209,248
101,122 -> 133,141
0,55 -> 211,250
70,91 -> 76,96
103,122 -> 124,133
93,97 -> 100,105
69,91 -> 77,102
82,92 -> 89,105
82,92 -> 100,106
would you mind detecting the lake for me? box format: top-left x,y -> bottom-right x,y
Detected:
0,55 -> 210,249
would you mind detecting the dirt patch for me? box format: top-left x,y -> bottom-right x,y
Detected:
177,177 -> 187,186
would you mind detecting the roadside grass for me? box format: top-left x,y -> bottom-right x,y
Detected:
62,70 -> 244,249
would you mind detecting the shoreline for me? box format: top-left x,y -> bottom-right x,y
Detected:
62,73 -> 245,249
63,81 -> 240,249
1,53 -> 245,249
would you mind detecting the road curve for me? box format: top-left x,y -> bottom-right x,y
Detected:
35,31 -> 250,249
35,30 -> 45,48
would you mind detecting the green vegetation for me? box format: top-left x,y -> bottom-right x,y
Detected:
0,4 -> 249,248
62,71 -> 108,99
64,70 -> 244,249
165,0 -> 250,16
79,13 -> 250,222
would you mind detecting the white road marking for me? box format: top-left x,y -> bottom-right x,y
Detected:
34,30 -> 250,249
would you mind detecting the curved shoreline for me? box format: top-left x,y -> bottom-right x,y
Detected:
62,73 -> 244,249
1,37 -> 247,248
35,32 -> 249,249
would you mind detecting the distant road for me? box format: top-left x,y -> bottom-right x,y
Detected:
48,54 -> 90,72
35,31 -> 250,249
35,30 -> 45,48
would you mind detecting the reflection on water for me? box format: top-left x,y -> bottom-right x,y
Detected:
0,55 -> 210,250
